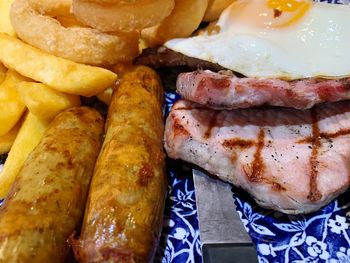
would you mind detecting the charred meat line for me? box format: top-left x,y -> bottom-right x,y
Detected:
308,109 -> 322,202
297,110 -> 350,202
203,112 -> 219,139
222,129 -> 285,190
251,129 -> 266,183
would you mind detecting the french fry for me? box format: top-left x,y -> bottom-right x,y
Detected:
0,63 -> 7,84
0,112 -> 49,198
96,87 -> 113,105
0,34 -> 118,97
0,118 -> 22,155
13,71 -> 81,121
0,0 -> 16,37
0,71 -> 26,136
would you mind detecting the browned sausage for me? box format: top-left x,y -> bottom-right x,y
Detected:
74,66 -> 166,263
0,107 -> 104,263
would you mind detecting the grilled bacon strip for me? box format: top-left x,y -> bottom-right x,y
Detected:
177,70 -> 350,109
165,99 -> 350,214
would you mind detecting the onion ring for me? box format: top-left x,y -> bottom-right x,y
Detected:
26,0 -> 72,17
142,0 -> 208,46
10,0 -> 140,66
72,0 -> 175,32
0,0 -> 16,36
203,0 -> 236,21
79,0 -> 137,3
55,15 -> 86,28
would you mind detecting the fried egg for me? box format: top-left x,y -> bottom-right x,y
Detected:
165,0 -> 350,80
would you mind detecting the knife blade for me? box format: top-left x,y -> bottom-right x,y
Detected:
193,169 -> 258,263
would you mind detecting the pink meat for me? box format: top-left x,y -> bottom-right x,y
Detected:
164,99 -> 350,214
177,70 -> 350,109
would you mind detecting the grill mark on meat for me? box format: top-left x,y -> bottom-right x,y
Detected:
173,117 -> 190,137
222,139 -> 255,149
298,128 -> 350,144
198,77 -> 231,92
308,109 -> 322,202
250,129 -> 266,183
271,182 -> 286,192
295,115 -> 350,202
321,129 -> 350,139
203,113 -> 219,139
222,138 -> 255,167
222,130 -> 266,183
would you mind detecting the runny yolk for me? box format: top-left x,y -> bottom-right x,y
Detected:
225,0 -> 312,29
266,0 -> 312,27
267,0 -> 308,12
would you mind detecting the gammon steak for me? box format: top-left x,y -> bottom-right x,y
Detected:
177,70 -> 350,110
164,100 -> 350,214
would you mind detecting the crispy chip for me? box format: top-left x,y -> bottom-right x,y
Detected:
0,34 -> 118,97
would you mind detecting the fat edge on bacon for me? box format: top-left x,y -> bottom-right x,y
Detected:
0,107 -> 104,262
73,66 -> 166,263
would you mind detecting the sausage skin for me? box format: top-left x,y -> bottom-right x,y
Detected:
0,107 -> 104,263
74,66 -> 166,263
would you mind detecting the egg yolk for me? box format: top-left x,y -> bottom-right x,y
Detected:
267,0 -> 312,27
225,0 -> 312,29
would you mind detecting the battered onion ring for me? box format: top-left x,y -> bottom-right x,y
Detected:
80,0 -> 137,3
203,0 -> 236,21
142,0 -> 208,47
55,15 -> 86,28
72,0 -> 175,32
10,0 -> 140,66
26,0 -> 72,16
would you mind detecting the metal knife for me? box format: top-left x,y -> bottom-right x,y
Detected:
193,169 -> 258,263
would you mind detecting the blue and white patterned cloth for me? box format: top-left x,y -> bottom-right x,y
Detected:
159,91 -> 350,263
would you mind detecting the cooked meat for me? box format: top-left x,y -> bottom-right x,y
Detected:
164,99 -> 350,214
177,70 -> 350,109
134,47 -> 225,72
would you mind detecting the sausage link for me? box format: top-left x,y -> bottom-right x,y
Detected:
0,106 -> 104,263
75,66 -> 166,263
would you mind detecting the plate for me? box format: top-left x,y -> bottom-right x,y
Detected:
158,91 -> 350,263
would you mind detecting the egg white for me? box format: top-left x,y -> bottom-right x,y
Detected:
165,1 -> 350,80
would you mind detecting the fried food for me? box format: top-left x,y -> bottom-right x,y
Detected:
0,107 -> 104,262
55,15 -> 86,28
0,70 -> 26,136
10,0 -> 139,66
0,63 -> 7,84
96,87 -> 113,105
0,119 -> 22,155
82,0 -> 128,3
13,71 -> 81,121
25,0 -> 72,16
0,0 -> 16,36
72,0 -> 175,32
203,0 -> 236,21
73,66 -> 166,263
0,112 -> 48,198
142,0 -> 209,46
0,34 -> 117,97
